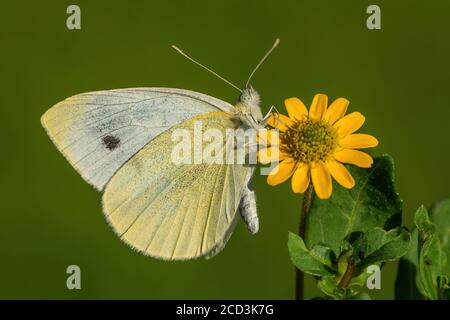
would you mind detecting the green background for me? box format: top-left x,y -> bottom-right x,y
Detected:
1,0 -> 449,299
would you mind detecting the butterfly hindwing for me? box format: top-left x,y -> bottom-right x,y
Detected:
102,112 -> 252,260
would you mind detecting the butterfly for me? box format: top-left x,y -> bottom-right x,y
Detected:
41,39 -> 279,260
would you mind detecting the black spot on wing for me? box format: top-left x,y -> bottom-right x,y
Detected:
102,135 -> 121,151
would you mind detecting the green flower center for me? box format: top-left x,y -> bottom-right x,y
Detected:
280,119 -> 337,163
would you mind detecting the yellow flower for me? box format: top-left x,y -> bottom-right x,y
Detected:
258,94 -> 378,199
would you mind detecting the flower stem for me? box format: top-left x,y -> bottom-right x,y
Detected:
296,184 -> 314,300
338,257 -> 355,288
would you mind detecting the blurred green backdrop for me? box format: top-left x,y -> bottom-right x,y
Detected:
0,0 -> 449,299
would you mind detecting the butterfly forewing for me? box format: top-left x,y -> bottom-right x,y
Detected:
41,88 -> 233,190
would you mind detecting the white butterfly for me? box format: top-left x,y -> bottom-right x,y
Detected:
41,39 -> 279,260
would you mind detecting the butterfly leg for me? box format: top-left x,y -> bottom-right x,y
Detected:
260,105 -> 279,125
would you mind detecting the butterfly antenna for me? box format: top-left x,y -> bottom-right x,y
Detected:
171,45 -> 243,93
245,38 -> 280,88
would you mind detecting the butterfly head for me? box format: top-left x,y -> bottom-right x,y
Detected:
239,85 -> 260,107
234,86 -> 263,129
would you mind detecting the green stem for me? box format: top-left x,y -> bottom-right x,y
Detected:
338,257 -> 356,288
296,184 -> 314,300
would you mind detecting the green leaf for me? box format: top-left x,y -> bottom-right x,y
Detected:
415,205 -> 435,239
395,230 -> 424,299
305,155 -> 402,253
438,276 -> 450,300
317,276 -> 364,300
310,227 -> 410,299
418,232 -> 442,299
415,206 -> 445,300
395,205 -> 449,300
287,232 -> 336,277
316,243 -> 369,299
336,247 -> 354,283
349,270 -> 371,288
351,227 -> 411,272
430,199 -> 450,275
317,277 -> 344,299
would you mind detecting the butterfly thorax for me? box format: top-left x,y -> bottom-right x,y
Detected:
233,86 -> 264,129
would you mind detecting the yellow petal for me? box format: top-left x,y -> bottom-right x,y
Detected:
323,97 -> 349,125
311,162 -> 332,199
267,113 -> 294,132
257,129 -> 280,146
285,97 -> 308,121
334,149 -> 373,168
291,163 -> 310,193
339,134 -> 378,149
333,112 -> 365,136
326,160 -> 355,189
309,94 -> 328,120
257,146 -> 286,164
267,159 -> 296,186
